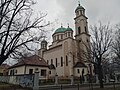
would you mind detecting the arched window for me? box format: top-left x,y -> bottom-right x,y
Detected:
87,39 -> 89,42
47,60 -> 49,64
61,34 -> 63,39
85,26 -> 87,33
80,10 -> 82,15
77,69 -> 80,73
66,56 -> 68,66
51,59 -> 53,64
56,58 -> 57,67
65,33 -> 67,37
61,57 -> 63,67
78,26 -> 81,34
68,32 -> 70,37
57,35 -> 59,40
55,36 -> 56,40
76,11 -> 79,16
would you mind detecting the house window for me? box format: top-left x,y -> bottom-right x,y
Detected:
29,69 -> 33,74
51,59 -> 53,64
10,70 -> 14,75
35,68 -> 38,71
77,69 -> 80,73
78,27 -> 81,34
56,58 -> 57,67
41,69 -> 46,76
61,57 -> 63,67
10,70 -> 12,75
66,56 -> 68,66
15,70 -> 17,74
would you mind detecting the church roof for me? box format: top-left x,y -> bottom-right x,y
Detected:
54,26 -> 73,33
9,55 -> 48,69
74,62 -> 87,68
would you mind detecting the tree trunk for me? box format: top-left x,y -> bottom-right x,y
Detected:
0,56 -> 8,65
98,64 -> 104,88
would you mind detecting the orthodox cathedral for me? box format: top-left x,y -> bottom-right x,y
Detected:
38,3 -> 93,79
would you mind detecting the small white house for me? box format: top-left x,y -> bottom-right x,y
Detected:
8,55 -> 49,79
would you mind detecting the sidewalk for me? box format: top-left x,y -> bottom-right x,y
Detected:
1,82 -> 120,90
39,83 -> 120,90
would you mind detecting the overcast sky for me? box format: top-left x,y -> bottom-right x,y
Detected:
7,0 -> 120,65
32,0 -> 120,42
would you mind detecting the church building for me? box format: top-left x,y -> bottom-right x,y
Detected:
38,3 -> 93,79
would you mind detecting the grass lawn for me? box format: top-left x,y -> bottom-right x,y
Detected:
0,82 -> 32,90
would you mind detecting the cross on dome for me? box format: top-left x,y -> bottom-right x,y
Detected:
61,23 -> 63,27
78,1 -> 80,6
67,23 -> 69,28
43,36 -> 46,40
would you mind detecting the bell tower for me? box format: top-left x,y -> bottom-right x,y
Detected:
74,2 -> 90,62
38,37 -> 47,58
74,2 -> 89,38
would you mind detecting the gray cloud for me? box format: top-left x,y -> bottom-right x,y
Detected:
86,0 -> 120,25
33,0 -> 120,37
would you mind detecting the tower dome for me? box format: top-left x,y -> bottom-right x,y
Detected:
75,4 -> 85,13
75,2 -> 85,16
41,39 -> 47,49
41,40 -> 47,44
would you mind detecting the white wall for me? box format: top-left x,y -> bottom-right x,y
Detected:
43,45 -> 65,77
74,67 -> 88,77
9,66 -> 48,79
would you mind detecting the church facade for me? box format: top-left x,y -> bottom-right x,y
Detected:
38,3 -> 93,79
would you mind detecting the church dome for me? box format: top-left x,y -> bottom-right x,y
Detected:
54,26 -> 73,34
55,26 -> 66,33
66,27 -> 73,31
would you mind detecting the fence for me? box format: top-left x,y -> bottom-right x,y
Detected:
0,73 -> 120,90
0,74 -> 34,87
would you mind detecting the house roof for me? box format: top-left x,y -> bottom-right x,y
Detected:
9,55 -> 48,69
0,64 -> 10,69
74,62 -> 87,68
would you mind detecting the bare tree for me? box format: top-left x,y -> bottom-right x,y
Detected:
112,24 -> 120,61
82,22 -> 112,88
0,0 -> 49,65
